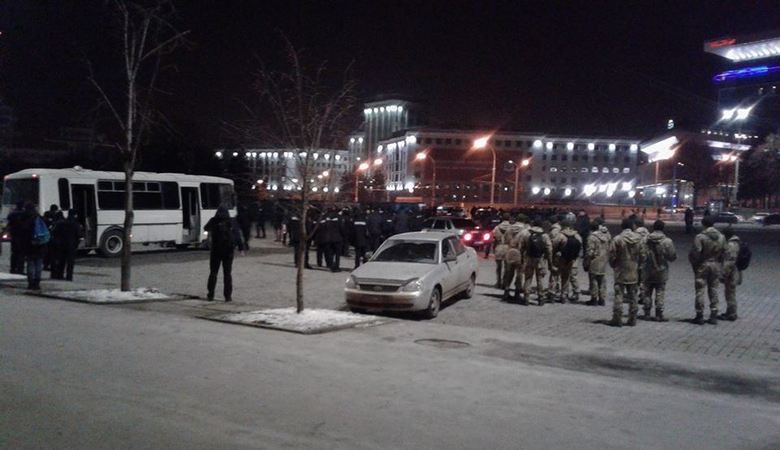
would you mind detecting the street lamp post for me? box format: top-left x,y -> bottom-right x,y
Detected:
472,136 -> 497,206
513,158 -> 531,206
415,152 -> 437,207
355,162 -> 369,203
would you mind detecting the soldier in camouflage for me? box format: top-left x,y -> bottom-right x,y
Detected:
641,220 -> 677,322
522,219 -> 554,306
492,213 -> 512,289
585,219 -> 611,306
608,218 -> 645,327
552,220 -> 582,303
719,227 -> 741,321
502,216 -> 527,302
547,221 -> 562,301
688,215 -> 726,325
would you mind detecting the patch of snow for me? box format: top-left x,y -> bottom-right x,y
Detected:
45,287 -> 175,303
0,272 -> 27,281
212,308 -> 383,333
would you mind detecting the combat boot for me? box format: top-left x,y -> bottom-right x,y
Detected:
597,298 -> 605,306
718,307 -> 738,321
586,299 -> 597,306
538,295 -> 545,306
641,309 -> 653,321
693,312 -> 705,325
656,310 -> 668,322
707,313 -> 718,325
608,312 -> 623,327
626,312 -> 637,327
513,290 -> 522,304
502,290 -> 511,302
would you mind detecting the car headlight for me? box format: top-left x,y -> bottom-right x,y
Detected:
401,278 -> 424,292
345,275 -> 357,289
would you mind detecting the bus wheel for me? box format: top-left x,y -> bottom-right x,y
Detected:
175,244 -> 190,250
99,230 -> 125,258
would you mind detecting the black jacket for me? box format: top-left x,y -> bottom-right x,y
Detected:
205,216 -> 244,254
52,216 -> 82,250
350,216 -> 369,248
367,212 -> 383,236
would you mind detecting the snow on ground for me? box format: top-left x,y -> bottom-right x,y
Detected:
0,272 -> 27,281
210,307 -> 384,333
43,287 -> 178,303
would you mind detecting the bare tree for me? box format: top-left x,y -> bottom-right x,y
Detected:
230,38 -> 356,312
88,0 -> 188,291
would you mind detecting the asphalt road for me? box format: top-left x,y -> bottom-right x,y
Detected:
2,293 -> 779,450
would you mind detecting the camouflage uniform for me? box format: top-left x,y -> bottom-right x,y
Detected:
721,235 -> 741,320
522,226 -> 553,305
492,220 -> 511,288
552,227 -> 582,303
688,227 -> 726,321
642,230 -> 677,320
548,223 -> 562,299
502,222 -> 527,300
634,226 -> 649,304
609,228 -> 645,325
585,225 -> 611,305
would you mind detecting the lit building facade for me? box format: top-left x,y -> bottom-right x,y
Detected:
355,99 -> 421,163
374,129 -> 641,204
214,148 -> 350,197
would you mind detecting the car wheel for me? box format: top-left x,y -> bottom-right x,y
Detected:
462,274 -> 476,299
99,229 -> 124,258
423,287 -> 441,319
349,307 -> 366,314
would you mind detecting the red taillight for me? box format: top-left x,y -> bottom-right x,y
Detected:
483,233 -> 491,241
463,233 -> 473,242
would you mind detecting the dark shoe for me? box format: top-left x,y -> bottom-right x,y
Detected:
641,310 -> 653,321
513,292 -> 522,304
693,312 -> 705,325
331,268 -> 341,273
502,290 -> 511,302
586,299 -> 597,306
626,313 -> 637,326
207,293 -> 214,301
570,296 -> 580,303
608,316 -> 623,327
707,313 -> 718,325
538,299 -> 544,306
597,299 -> 605,306
656,311 -> 668,322
304,264 -> 313,269
725,314 -> 738,321
225,297 -> 232,303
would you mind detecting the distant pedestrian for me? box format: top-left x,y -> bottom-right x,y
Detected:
367,209 -> 383,251
42,204 -> 59,270
236,205 -> 252,249
688,215 -> 725,325
684,207 -> 694,234
350,210 -> 370,268
204,206 -> 245,302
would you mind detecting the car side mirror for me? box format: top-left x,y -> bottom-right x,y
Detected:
365,251 -> 373,259
444,254 -> 457,263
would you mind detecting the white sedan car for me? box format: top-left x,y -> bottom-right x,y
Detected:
345,232 -> 479,319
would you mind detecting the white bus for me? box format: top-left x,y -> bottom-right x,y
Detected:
1,167 -> 236,256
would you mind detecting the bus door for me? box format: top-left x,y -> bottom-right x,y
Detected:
181,187 -> 200,242
71,184 -> 97,248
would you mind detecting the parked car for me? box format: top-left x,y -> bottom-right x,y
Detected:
421,217 -> 492,249
345,232 -> 479,318
435,206 -> 466,217
711,212 -> 743,224
762,213 -> 780,226
750,212 -> 771,224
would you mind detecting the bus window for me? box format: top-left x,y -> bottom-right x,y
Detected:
200,183 -> 235,209
161,182 -> 180,209
58,178 -> 70,210
2,178 -> 39,207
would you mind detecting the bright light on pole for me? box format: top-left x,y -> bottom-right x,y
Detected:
473,136 -> 489,149
472,135 -> 496,206
355,162 -> 370,202
414,152 -> 437,206
374,158 -> 383,166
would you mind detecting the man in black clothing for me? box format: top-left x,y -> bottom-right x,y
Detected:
367,208 -> 383,251
42,204 -> 59,270
287,211 -> 304,268
351,210 -> 370,268
52,210 -> 82,280
323,208 -> 343,272
236,205 -> 252,249
684,207 -> 694,234
204,206 -> 245,302
7,201 -> 26,274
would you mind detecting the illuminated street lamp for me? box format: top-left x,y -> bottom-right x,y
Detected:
472,135 -> 497,206
513,158 -> 532,206
415,152 -> 437,206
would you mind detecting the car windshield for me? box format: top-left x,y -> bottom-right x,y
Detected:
450,218 -> 476,229
374,240 -> 438,264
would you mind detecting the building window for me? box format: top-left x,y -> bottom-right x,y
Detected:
526,175 -> 532,181
561,178 -> 567,183
495,140 -> 503,147
550,167 -> 558,172
445,138 -> 452,144
581,168 -> 588,173
582,155 -> 588,161
435,138 -> 442,144
624,157 -> 631,163
572,155 -> 579,161
551,155 -> 558,160
455,138 -> 462,145
602,167 -> 609,173
592,167 -> 598,173
542,154 -> 547,160
612,168 -> 619,173
515,140 -> 523,147
561,155 -> 568,161
551,177 -> 557,183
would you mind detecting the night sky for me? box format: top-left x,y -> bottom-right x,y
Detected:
2,0 -> 779,146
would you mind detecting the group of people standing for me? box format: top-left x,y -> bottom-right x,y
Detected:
5,202 -> 82,289
490,211 -> 747,327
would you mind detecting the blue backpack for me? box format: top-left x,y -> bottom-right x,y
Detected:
32,217 -> 51,246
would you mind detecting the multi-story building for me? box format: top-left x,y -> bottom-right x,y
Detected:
352,98 -> 421,163
374,128 -> 641,204
214,148 -> 350,198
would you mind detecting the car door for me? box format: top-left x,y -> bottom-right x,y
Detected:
439,237 -> 460,298
450,237 -> 474,286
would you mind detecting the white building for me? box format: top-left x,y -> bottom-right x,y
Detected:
374,129 -> 641,204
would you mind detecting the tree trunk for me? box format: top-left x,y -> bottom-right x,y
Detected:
121,165 -> 134,291
295,193 -> 307,313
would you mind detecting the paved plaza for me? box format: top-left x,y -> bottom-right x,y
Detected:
2,223 -> 779,366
